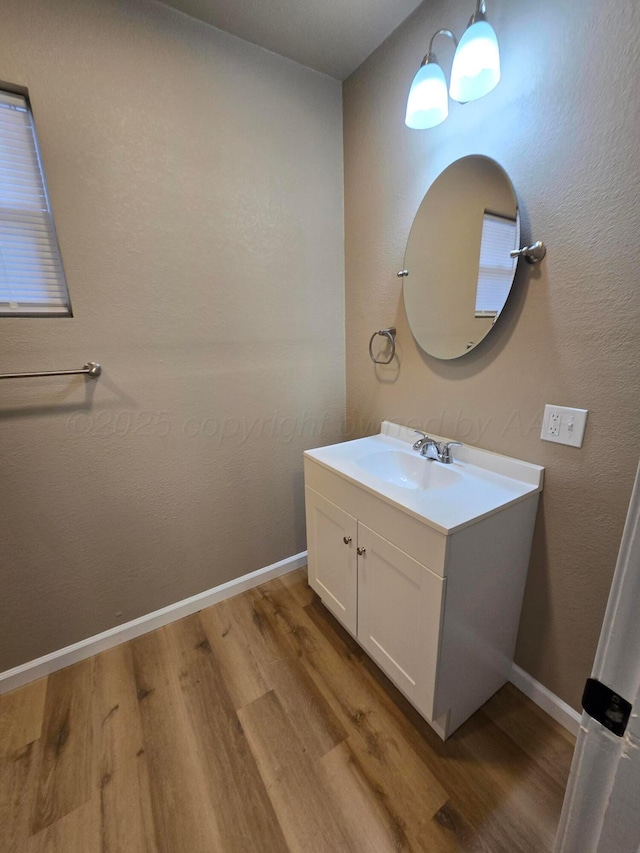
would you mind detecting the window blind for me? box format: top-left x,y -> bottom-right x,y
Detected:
474,212 -> 518,318
0,90 -> 71,316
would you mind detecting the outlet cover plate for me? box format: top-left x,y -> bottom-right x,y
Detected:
541,404 -> 588,447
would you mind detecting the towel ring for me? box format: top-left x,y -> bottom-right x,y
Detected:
369,327 -> 396,365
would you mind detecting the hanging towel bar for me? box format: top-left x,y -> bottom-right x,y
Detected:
0,362 -> 101,380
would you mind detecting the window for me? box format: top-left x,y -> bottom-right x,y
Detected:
474,211 -> 518,318
0,89 -> 71,316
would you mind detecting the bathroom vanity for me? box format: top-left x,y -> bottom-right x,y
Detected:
304,422 -> 544,739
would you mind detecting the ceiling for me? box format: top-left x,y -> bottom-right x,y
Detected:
158,0 -> 424,80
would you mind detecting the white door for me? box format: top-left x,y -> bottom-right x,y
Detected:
356,523 -> 444,720
555,462 -> 640,852
305,487 -> 358,635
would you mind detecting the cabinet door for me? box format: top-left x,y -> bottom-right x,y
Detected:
357,523 -> 445,719
305,487 -> 358,635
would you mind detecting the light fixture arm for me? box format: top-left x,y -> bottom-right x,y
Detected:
421,29 -> 458,66
469,0 -> 488,25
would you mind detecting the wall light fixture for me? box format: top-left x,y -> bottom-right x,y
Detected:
404,0 -> 501,130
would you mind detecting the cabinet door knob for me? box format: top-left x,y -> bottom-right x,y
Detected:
343,536 -> 352,545
357,546 -> 366,556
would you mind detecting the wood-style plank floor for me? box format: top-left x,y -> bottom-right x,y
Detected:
0,568 -> 575,852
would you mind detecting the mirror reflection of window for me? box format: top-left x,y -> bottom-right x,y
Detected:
475,211 -> 518,318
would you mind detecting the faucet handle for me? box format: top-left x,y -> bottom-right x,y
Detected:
412,430 -> 428,450
440,441 -> 463,463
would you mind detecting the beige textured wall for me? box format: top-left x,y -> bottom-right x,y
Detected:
0,0 -> 344,671
344,0 -> 640,709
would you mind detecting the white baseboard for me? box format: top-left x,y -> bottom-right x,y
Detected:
510,663 -> 582,737
0,551 -> 307,696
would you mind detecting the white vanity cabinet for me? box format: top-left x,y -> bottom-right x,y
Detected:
306,488 -> 444,719
304,423 -> 544,740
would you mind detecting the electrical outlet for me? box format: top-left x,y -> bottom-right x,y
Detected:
548,411 -> 561,436
541,405 -> 588,448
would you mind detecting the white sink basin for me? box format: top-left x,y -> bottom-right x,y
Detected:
304,421 -> 545,534
355,449 -> 462,490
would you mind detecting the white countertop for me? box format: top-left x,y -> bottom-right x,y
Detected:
304,421 -> 544,535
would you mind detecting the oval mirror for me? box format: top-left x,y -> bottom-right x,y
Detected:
402,155 -> 520,360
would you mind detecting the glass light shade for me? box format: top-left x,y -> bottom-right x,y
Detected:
449,20 -> 500,103
404,62 -> 449,130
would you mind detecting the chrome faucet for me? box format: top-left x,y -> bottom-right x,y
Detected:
413,431 -> 440,459
413,431 -> 462,464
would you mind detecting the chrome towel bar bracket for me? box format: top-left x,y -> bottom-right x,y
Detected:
0,361 -> 102,380
369,328 -> 396,365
